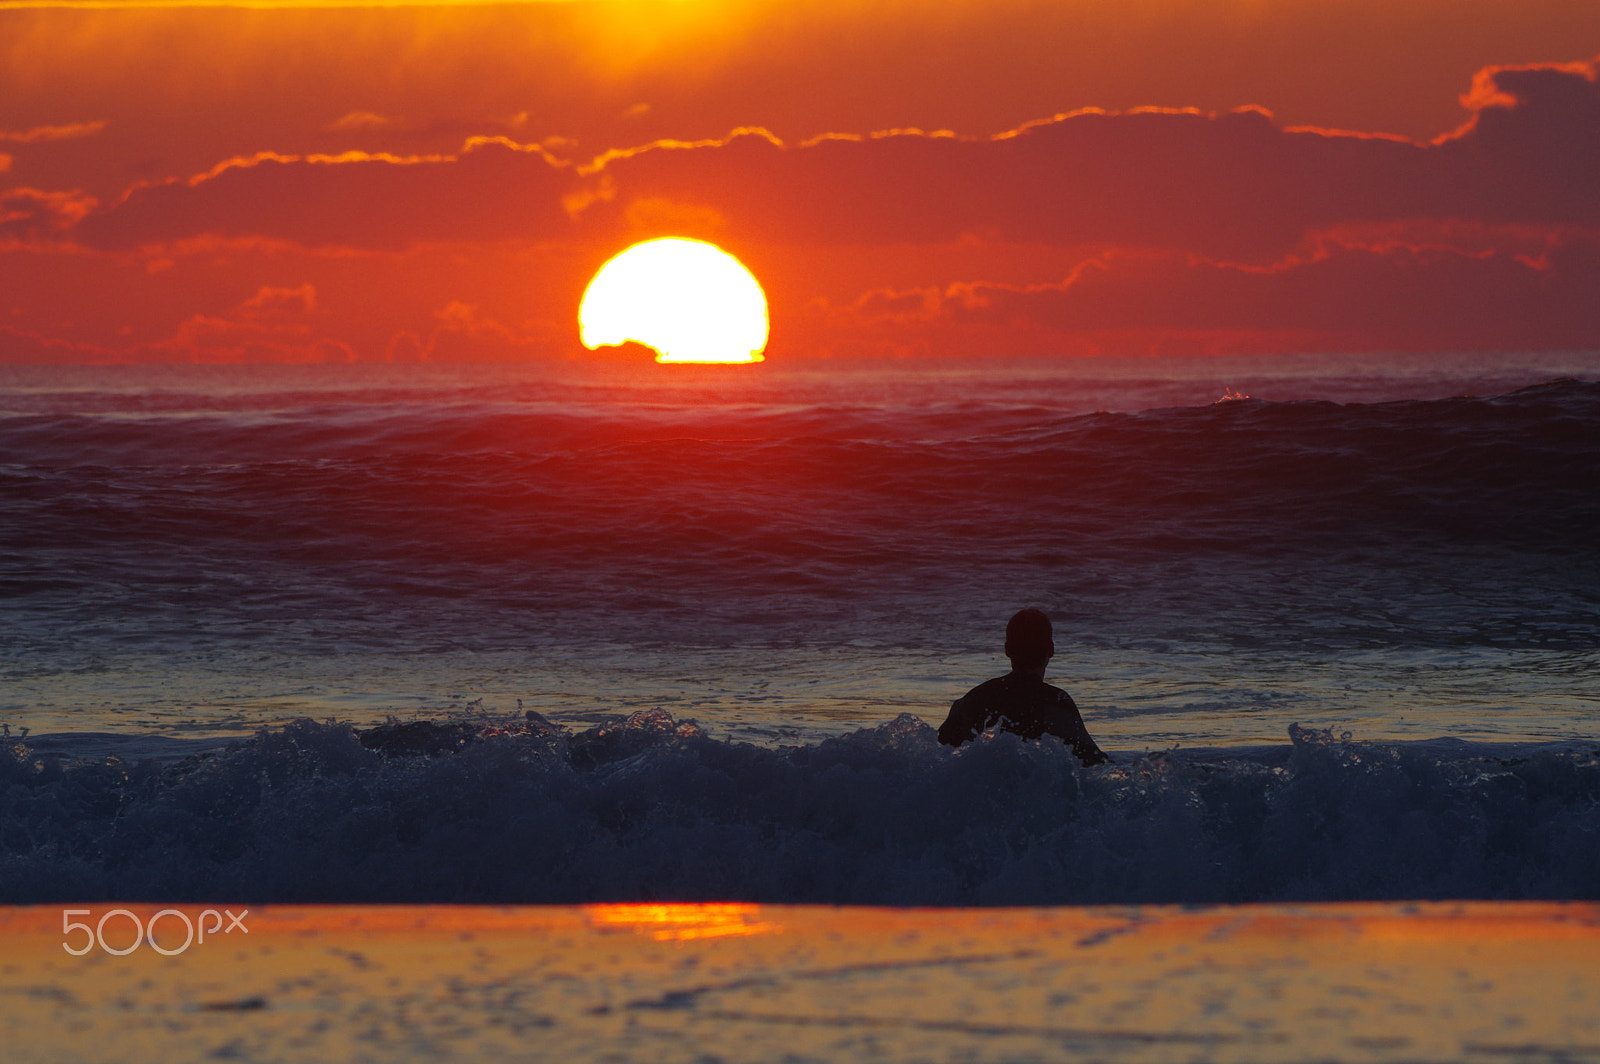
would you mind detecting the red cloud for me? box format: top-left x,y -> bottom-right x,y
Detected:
0,284 -> 354,365
409,300 -> 561,362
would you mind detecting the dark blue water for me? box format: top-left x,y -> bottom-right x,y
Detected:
1,354 -> 1597,903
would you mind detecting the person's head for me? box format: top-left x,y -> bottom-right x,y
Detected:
1004,608 -> 1054,673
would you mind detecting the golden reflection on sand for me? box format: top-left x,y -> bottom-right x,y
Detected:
2,902 -> 1598,1063
584,902 -> 782,940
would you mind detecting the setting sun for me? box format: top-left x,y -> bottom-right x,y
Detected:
579,238 -> 769,364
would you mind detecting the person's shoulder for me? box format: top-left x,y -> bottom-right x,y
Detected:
1001,674 -> 1065,695
1035,681 -> 1078,708
959,675 -> 1013,702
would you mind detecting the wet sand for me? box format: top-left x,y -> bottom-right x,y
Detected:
3,902 -> 1598,1062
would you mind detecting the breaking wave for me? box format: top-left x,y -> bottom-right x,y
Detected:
4,712 -> 1597,905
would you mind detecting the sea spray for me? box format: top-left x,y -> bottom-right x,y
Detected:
3,712 -> 1597,905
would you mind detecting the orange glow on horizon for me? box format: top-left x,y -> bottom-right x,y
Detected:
579,237 -> 769,364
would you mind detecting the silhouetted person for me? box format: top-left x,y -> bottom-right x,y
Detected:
938,608 -> 1109,765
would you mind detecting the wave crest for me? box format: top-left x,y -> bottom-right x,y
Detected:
4,713 -> 1598,904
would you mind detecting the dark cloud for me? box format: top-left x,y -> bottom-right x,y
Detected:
320,110 -> 560,153
0,325 -> 111,365
0,187 -> 97,244
1438,61 -> 1600,225
582,57 -> 1600,259
836,239 -> 1600,354
579,113 -> 1420,260
57,57 -> 1600,263
12,56 -> 1597,361
0,121 -> 107,144
77,139 -> 579,251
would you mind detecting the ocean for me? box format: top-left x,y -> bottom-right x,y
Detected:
2,352 -> 1597,904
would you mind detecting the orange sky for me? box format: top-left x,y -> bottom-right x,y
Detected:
2,0 -> 1598,362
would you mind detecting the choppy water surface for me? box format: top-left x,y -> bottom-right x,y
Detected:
4,352 -> 1598,904
3,353 -> 1596,750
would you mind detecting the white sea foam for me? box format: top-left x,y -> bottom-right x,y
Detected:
3,712 -> 1596,905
